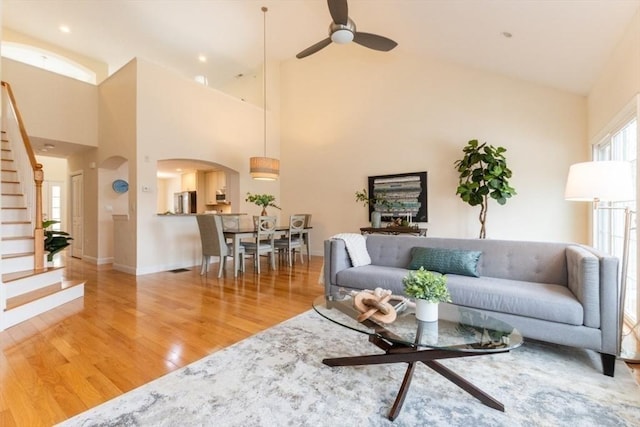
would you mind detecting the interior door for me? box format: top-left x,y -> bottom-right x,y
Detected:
71,173 -> 84,258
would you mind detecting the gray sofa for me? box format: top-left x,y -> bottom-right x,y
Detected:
323,234 -> 620,376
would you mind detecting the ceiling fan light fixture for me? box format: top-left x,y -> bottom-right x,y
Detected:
331,28 -> 354,44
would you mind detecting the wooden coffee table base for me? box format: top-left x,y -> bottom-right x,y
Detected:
323,334 -> 508,421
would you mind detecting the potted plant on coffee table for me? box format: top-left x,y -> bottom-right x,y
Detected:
403,267 -> 451,321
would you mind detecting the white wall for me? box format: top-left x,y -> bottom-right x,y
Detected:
588,9 -> 640,141
2,58 -> 98,147
280,46 -> 588,253
133,59 -> 281,273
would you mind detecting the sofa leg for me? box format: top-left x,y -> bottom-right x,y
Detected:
601,353 -> 616,377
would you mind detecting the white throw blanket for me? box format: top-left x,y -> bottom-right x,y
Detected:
318,233 -> 371,285
331,233 -> 371,267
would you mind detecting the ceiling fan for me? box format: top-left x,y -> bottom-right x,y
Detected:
296,0 -> 398,59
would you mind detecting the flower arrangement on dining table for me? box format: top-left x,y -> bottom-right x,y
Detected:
245,192 -> 281,216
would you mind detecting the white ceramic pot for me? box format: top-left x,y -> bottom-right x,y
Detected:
415,299 -> 438,322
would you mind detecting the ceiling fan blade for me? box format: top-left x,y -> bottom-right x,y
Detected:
296,38 -> 333,59
327,0 -> 348,25
353,32 -> 398,51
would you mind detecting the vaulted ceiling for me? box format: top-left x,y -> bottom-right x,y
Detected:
3,0 -> 639,96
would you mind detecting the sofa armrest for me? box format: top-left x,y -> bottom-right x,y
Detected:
566,245 -> 600,329
323,239 -> 353,296
578,245 -> 620,355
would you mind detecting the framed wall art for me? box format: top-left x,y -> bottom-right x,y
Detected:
367,171 -> 428,222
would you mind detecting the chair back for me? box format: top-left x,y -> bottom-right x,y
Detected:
288,214 -> 306,242
221,214 -> 242,231
301,214 -> 312,228
196,214 -> 229,257
254,216 -> 277,243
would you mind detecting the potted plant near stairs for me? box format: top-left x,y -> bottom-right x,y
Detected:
43,220 -> 73,264
403,267 -> 451,322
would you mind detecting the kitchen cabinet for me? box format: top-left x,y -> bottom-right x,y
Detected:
205,171 -> 218,205
205,171 -> 228,205
181,172 -> 197,191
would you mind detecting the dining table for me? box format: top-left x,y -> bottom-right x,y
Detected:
223,224 -> 312,277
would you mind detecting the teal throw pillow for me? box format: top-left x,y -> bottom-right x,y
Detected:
408,247 -> 482,277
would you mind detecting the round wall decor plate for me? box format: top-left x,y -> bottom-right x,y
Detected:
112,179 -> 129,193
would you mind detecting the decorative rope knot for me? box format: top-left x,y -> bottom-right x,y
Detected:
353,288 -> 398,324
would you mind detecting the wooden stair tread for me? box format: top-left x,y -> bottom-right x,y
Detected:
2,180 -> 20,184
2,266 -> 62,283
5,280 -> 84,311
1,168 -> 17,172
2,251 -> 33,259
1,206 -> 27,209
2,235 -> 34,241
2,193 -> 23,196
2,220 -> 30,224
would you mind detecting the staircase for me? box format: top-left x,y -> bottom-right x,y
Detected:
0,82 -> 84,331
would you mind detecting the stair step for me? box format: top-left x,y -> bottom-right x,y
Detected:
2,251 -> 33,259
5,280 -> 84,310
3,281 -> 85,329
1,193 -> 25,208
1,252 -> 35,272
2,265 -> 60,283
2,221 -> 33,237
1,236 -> 34,254
4,267 -> 64,298
1,207 -> 29,221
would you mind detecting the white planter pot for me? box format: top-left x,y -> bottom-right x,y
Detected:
415,300 -> 438,322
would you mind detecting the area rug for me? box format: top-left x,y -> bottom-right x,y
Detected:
59,310 -> 640,427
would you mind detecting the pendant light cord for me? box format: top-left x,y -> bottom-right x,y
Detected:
262,6 -> 267,158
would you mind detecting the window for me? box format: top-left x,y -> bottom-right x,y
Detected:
594,117 -> 637,327
1,42 -> 96,84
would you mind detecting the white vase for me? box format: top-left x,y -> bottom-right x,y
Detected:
415,300 -> 438,322
371,211 -> 382,228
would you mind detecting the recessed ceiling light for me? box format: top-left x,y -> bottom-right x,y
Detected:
198,54 -> 207,63
59,25 -> 71,33
501,31 -> 513,38
44,143 -> 55,149
176,168 -> 183,172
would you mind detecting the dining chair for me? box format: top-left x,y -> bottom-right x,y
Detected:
241,215 -> 277,274
275,214 -> 307,267
302,213 -> 312,260
196,214 -> 245,278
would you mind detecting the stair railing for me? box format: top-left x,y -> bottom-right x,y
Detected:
1,81 -> 45,269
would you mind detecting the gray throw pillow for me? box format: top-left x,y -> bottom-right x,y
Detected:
408,247 -> 482,277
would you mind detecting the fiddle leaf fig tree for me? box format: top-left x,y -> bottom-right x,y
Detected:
454,139 -> 516,239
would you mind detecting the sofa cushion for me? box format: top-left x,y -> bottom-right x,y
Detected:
408,247 -> 482,277
336,265 -> 408,295
446,275 -> 584,326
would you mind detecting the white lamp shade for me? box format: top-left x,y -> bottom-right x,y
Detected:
564,161 -> 634,202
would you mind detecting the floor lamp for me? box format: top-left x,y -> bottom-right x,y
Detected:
565,160 -> 639,362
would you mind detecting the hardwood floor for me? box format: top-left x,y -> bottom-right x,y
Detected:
0,255 -> 325,426
1,255 -> 639,426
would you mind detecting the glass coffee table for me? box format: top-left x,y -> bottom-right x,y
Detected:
312,295 -> 523,421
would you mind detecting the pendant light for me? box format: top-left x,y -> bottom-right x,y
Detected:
250,6 -> 280,181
